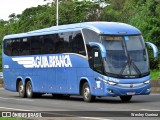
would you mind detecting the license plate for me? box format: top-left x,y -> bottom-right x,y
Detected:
127,92 -> 135,95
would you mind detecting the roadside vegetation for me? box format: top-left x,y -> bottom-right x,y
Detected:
0,0 -> 160,75
151,70 -> 160,80
0,118 -> 24,120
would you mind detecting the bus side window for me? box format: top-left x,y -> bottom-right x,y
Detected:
48,38 -> 55,54
12,48 -> 19,56
87,45 -> 93,69
20,38 -> 30,55
11,39 -> 20,56
92,47 -> 104,74
44,38 -> 54,54
42,34 -> 56,54
55,38 -> 64,53
30,36 -> 43,55
70,32 -> 86,56
4,40 -> 12,56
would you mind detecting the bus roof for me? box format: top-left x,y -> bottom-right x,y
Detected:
3,21 -> 141,40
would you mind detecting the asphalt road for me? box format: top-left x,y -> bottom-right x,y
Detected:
0,88 -> 160,120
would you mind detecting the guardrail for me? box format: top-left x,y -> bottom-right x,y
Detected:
0,78 -> 3,87
0,72 -> 3,79
151,80 -> 160,93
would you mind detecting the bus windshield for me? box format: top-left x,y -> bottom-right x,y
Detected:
101,35 -> 149,78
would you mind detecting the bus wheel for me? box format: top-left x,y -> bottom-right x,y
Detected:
120,95 -> 132,102
82,82 -> 95,102
26,81 -> 34,98
18,81 -> 26,98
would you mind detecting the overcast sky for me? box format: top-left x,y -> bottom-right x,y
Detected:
0,0 -> 48,20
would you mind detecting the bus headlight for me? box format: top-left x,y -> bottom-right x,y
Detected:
144,80 -> 150,84
107,81 -> 117,85
97,77 -> 117,86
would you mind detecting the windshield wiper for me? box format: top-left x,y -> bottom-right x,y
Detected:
119,52 -> 142,75
130,59 -> 141,75
118,38 -> 141,77
119,62 -> 128,75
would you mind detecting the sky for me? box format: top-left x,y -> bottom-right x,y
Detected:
0,0 -> 48,20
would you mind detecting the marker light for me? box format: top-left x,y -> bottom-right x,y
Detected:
144,80 -> 150,84
107,81 -> 117,85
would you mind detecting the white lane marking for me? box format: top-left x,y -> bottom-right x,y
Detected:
80,117 -> 112,120
0,107 -> 31,111
42,112 -> 112,120
140,109 -> 160,111
0,97 -> 34,101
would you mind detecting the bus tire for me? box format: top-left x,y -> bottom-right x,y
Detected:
26,81 -> 34,98
120,95 -> 132,102
18,81 -> 26,98
82,82 -> 95,102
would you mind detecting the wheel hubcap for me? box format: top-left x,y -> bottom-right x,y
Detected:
84,87 -> 90,99
19,84 -> 23,94
27,84 -> 32,96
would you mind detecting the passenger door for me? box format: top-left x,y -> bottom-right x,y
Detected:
91,47 -> 105,95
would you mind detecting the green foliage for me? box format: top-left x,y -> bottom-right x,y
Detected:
58,0 -> 100,24
126,0 -> 160,69
0,0 -> 160,71
0,118 -> 24,120
151,70 -> 160,80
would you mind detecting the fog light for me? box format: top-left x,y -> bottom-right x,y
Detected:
107,88 -> 114,93
147,88 -> 151,92
144,80 -> 150,84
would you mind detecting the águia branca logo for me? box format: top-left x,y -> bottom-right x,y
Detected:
12,55 -> 72,68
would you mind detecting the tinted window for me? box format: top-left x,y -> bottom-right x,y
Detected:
20,38 -> 31,55
4,39 -> 21,56
82,29 -> 100,44
55,33 -> 64,53
3,31 -> 86,56
42,35 -> 55,54
70,31 -> 86,56
4,39 -> 12,56
63,32 -> 71,53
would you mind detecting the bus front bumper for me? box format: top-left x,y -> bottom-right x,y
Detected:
104,83 -> 151,97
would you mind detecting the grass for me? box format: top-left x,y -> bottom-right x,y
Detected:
0,118 -> 24,120
150,70 -> 160,80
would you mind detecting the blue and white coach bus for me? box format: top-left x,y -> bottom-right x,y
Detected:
2,22 -> 158,102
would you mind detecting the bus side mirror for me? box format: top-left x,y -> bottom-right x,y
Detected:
89,42 -> 106,58
145,42 -> 158,58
